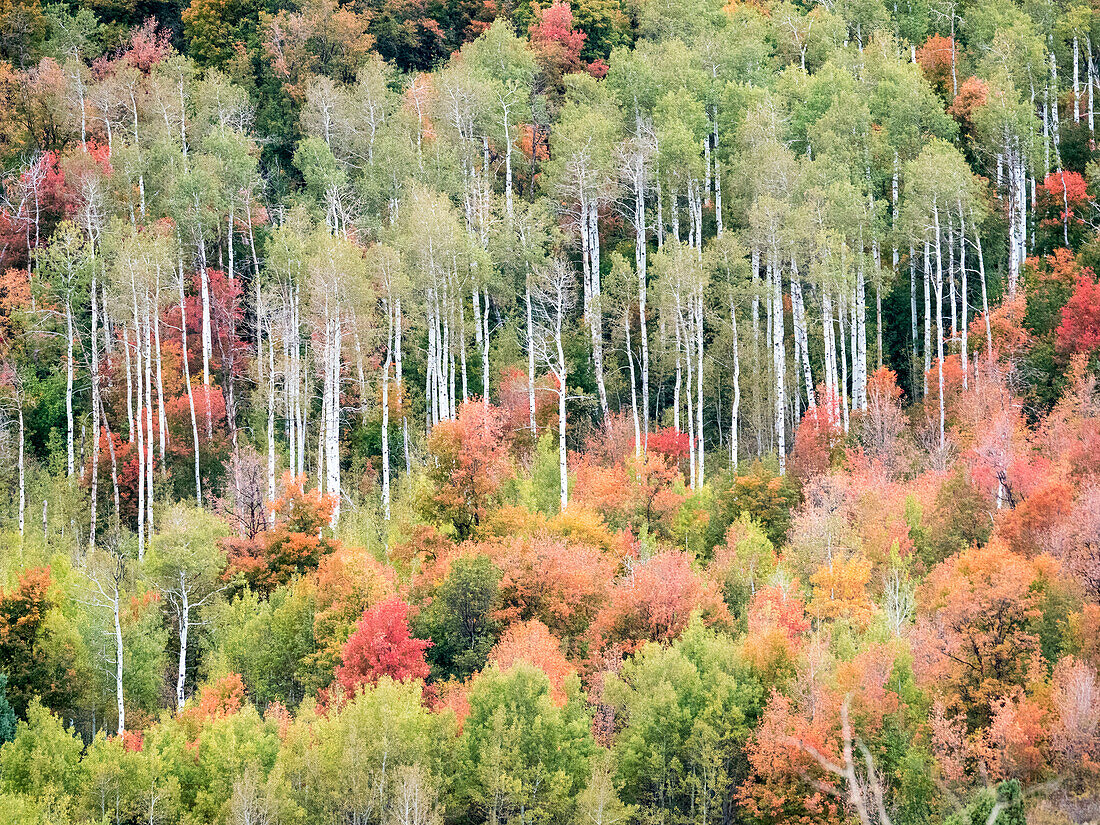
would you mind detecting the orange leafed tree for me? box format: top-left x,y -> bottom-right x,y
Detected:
489,619 -> 575,706
224,472 -> 339,593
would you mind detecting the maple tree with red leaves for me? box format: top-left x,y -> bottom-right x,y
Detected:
335,597 -> 432,694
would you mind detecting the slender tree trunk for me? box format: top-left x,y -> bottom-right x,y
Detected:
90,273 -> 101,549
958,203 -> 969,389
729,294 -> 740,468
178,261 -> 202,505
695,288 -> 705,486
66,300 -> 75,477
18,403 -> 25,541
526,284 -> 536,434
933,200 -> 946,450
200,266 -> 213,438
381,302 -> 392,520
771,254 -> 787,473
176,586 -> 189,713
113,583 -> 124,735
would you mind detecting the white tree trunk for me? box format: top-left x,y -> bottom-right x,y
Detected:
176,583 -> 189,713
66,300 -> 74,477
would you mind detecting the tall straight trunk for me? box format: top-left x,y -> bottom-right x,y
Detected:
910,245 -> 918,392
673,320 -> 682,433
175,587 -> 189,713
958,203 -> 969,389
822,287 -> 837,404
526,285 -> 537,433
555,305 -> 568,512
396,298 -> 410,475
682,306 -> 695,489
90,273 -> 100,548
123,327 -> 135,443
18,404 -> 24,541
948,214 -> 958,344
624,308 -> 641,456
713,107 -> 724,237
381,300 -> 393,521
791,261 -> 815,408
143,305 -> 154,543
131,292 -> 145,561
771,255 -> 787,473
695,288 -> 705,486
587,203 -> 609,425
1088,35 -> 1096,138
729,294 -> 740,467
634,160 -> 650,443
326,314 -> 341,524
933,200 -> 946,451
750,248 -> 762,456
854,255 -> 867,410
178,261 -> 202,505
267,316 -> 276,503
970,208 -> 993,362
1075,36 -> 1081,122
153,285 -> 167,473
65,300 -> 74,477
200,265 -> 213,437
112,584 -> 124,734
481,287 -> 491,408
923,241 -> 932,395
838,295 -> 850,434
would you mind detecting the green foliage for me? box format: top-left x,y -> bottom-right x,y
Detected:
455,663 -> 595,825
606,619 -> 761,821
417,555 -> 502,681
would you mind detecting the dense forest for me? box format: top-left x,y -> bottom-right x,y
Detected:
0,0 -> 1097,822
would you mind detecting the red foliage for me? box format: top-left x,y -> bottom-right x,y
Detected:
789,393 -> 845,482
1056,272 -> 1100,355
1038,170 -> 1090,234
588,550 -> 729,654
488,534 -> 615,643
421,401 -> 512,538
948,76 -> 989,126
529,1 -> 586,78
648,426 -> 690,460
335,597 -> 432,693
123,18 -> 174,73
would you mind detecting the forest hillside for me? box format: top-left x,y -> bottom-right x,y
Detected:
0,0 -> 1097,823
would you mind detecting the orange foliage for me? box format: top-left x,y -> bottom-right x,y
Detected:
489,619 -> 575,706
488,534 -> 615,644
809,554 -> 876,629
915,34 -> 957,93
914,543 -> 1045,722
588,550 -> 729,655
224,473 -> 339,593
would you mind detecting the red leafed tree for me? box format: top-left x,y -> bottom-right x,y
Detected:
915,34 -> 957,94
948,76 -> 988,132
420,401 -> 512,540
489,619 -> 574,706
529,1 -> 586,80
335,597 -> 431,693
490,534 -> 614,644
1056,272 -> 1100,355
588,550 -> 729,654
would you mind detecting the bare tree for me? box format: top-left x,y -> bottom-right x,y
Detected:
530,257 -> 577,512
